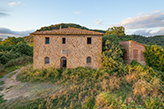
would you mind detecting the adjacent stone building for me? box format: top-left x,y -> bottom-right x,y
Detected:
31,28 -> 104,69
119,40 -> 146,65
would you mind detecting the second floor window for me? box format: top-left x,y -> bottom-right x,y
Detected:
87,37 -> 91,44
45,37 -> 49,44
62,38 -> 66,44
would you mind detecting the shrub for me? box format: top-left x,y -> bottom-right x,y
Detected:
144,45 -> 164,72
12,42 -> 33,56
0,64 -> 5,73
130,60 -> 142,66
83,96 -> 95,109
144,96 -> 164,109
4,56 -> 33,68
133,79 -> 153,97
0,51 -> 20,64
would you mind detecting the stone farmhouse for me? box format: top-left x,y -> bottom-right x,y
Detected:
31,28 -> 104,69
119,40 -> 146,65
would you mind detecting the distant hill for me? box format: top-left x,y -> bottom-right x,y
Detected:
132,35 -> 164,46
36,23 -> 106,33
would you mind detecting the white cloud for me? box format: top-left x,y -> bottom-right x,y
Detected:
0,27 -> 35,39
114,10 -> 164,29
74,11 -> 80,14
132,27 -> 164,36
94,19 -> 103,25
9,2 -> 21,6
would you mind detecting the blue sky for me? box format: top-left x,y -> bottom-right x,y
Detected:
0,0 -> 164,39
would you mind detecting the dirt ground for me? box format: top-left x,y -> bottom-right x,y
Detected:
0,65 -> 62,102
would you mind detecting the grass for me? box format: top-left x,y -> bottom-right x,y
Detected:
1,65 -> 162,109
7,72 -> 17,78
6,86 -> 13,90
0,95 -> 6,104
0,61 -> 33,79
0,87 -> 3,91
0,81 -> 4,85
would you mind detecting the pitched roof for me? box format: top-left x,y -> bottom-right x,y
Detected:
31,28 -> 104,36
119,40 -> 144,46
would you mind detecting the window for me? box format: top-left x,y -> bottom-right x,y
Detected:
62,38 -> 66,44
87,37 -> 91,44
45,37 -> 49,44
87,56 -> 91,64
133,50 -> 138,61
45,57 -> 49,64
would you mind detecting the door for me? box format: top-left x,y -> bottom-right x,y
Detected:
60,57 -> 67,69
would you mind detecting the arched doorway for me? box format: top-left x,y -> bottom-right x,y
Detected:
60,57 -> 67,69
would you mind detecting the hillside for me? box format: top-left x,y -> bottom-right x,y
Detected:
132,35 -> 164,46
36,23 -> 106,33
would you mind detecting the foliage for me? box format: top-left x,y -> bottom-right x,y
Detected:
4,56 -> 33,68
144,96 -> 164,108
36,23 -> 105,34
11,62 -> 163,109
100,35 -> 125,73
0,37 -> 25,46
105,26 -> 125,36
0,64 -> 5,73
23,35 -> 33,43
12,42 -> 33,56
131,60 -> 142,66
144,45 -> 164,72
83,96 -> 95,109
132,34 -> 164,46
0,51 -> 21,64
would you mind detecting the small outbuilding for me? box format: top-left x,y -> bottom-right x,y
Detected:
119,40 -> 146,65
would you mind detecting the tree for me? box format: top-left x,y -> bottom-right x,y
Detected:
1,37 -> 25,46
100,35 -> 125,73
12,42 -> 33,56
105,26 -> 125,36
144,45 -> 164,72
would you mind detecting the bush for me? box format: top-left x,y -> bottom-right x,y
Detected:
0,51 -> 20,64
83,96 -> 95,109
144,45 -> 164,72
12,42 -> 33,56
0,64 -> 5,73
4,56 -> 33,68
130,60 -> 142,66
144,96 -> 164,109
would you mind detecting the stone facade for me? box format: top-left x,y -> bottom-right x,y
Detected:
119,40 -> 146,65
31,28 -> 103,69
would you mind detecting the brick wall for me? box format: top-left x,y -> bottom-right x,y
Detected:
119,41 -> 146,65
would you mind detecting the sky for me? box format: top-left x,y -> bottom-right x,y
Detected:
0,0 -> 164,39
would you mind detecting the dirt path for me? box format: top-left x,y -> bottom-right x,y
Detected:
0,65 -> 62,102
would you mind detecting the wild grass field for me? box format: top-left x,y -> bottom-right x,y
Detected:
0,63 -> 163,109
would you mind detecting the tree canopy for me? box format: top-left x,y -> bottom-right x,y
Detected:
105,26 -> 125,36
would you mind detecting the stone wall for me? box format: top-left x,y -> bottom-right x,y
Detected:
33,35 -> 102,69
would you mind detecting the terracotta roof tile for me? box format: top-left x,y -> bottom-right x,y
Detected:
31,28 -> 104,36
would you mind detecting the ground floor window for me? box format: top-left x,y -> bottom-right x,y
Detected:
45,57 -> 49,64
87,56 -> 91,64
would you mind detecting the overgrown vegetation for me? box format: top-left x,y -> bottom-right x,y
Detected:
0,37 -> 33,74
144,45 -> 164,72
